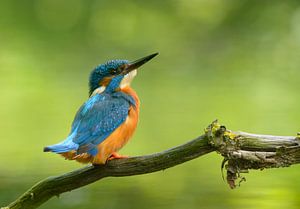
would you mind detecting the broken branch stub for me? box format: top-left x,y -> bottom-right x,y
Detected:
205,120 -> 300,189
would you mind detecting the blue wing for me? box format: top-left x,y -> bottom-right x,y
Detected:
44,92 -> 135,156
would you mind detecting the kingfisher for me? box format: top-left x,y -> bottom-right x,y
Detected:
44,53 -> 158,164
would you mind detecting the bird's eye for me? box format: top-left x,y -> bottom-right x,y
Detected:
110,68 -> 118,74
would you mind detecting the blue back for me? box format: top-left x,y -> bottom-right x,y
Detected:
72,91 -> 135,155
45,91 -> 136,156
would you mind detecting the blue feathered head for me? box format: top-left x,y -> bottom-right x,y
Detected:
89,53 -> 159,95
89,60 -> 129,95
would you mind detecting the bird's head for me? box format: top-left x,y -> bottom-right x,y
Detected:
89,53 -> 158,95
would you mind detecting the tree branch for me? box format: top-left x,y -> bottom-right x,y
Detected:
4,121 -> 300,209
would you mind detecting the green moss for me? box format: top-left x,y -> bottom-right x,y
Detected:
205,120 -> 237,149
223,131 -> 236,141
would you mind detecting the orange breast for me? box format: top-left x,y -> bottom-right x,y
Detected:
61,87 -> 140,164
92,87 -> 140,164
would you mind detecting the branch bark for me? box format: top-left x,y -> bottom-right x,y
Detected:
4,121 -> 300,209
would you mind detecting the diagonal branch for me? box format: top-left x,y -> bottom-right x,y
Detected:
4,120 -> 300,209
5,134 -> 213,209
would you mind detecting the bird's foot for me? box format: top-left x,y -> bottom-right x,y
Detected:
108,152 -> 129,161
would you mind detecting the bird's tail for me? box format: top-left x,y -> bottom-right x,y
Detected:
43,138 -> 79,153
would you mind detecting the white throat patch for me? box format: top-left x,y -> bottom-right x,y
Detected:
91,86 -> 106,96
120,69 -> 137,88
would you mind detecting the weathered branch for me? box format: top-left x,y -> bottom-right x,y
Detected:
205,121 -> 300,188
4,120 -> 300,209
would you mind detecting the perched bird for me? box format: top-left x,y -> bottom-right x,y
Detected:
44,53 -> 158,164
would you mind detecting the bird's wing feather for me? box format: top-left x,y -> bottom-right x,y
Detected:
70,93 -> 130,155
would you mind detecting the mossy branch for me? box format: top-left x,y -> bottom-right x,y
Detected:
4,120 -> 300,209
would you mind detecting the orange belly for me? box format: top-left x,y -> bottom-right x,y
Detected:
61,87 -> 140,164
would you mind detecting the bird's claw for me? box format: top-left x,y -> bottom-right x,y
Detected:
108,152 -> 129,161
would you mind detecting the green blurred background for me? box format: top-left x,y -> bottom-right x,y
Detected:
1,0 -> 300,208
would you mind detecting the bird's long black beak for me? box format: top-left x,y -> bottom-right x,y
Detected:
124,52 -> 158,73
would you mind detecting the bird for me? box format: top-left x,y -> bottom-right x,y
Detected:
44,53 -> 158,164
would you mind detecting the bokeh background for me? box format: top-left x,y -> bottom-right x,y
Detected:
1,0 -> 300,208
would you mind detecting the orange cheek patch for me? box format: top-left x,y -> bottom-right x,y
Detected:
99,77 -> 112,86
